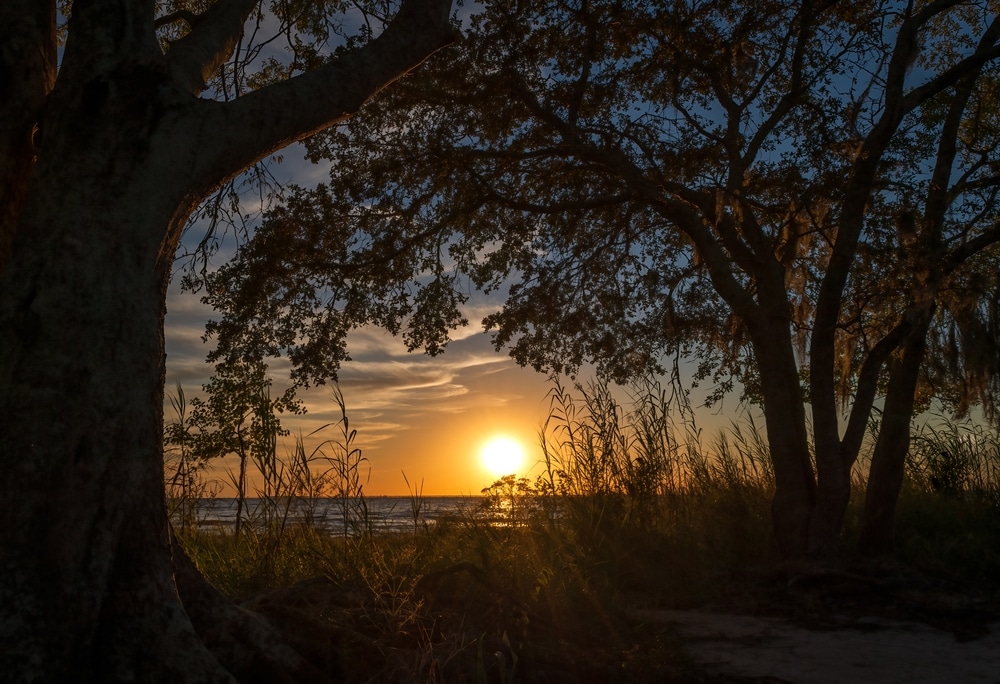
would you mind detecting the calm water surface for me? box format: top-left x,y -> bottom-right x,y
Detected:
180,496 -> 488,534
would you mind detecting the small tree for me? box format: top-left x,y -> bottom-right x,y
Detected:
186,360 -> 300,534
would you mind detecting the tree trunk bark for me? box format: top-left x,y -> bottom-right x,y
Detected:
0,1 -> 55,262
808,458 -> 851,557
859,326 -> 928,554
808,445 -> 852,556
0,2 -> 454,678
0,71 -> 322,680
750,322 -> 816,558
0,114 -> 324,680
0,104 -> 238,677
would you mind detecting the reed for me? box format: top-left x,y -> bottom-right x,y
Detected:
173,376 -> 1000,682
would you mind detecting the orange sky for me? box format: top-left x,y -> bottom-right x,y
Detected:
165,283 -> 556,496
162,148 -> 737,497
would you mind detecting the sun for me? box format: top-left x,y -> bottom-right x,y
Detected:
479,435 -> 527,478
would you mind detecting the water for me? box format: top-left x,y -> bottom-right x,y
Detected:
176,496 -> 488,534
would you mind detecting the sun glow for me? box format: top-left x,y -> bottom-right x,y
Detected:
479,436 -> 527,478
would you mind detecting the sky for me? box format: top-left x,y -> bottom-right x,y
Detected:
155,5 -> 567,497
164,265 -> 560,496
159,5 -> 739,499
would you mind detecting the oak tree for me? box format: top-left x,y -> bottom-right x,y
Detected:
207,0 -> 1000,557
0,0 -> 453,680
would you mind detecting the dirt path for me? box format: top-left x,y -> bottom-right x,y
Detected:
636,609 -> 1000,683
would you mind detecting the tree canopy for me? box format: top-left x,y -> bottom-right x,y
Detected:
204,0 -> 1000,556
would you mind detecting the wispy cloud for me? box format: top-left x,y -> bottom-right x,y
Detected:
163,214 -> 555,494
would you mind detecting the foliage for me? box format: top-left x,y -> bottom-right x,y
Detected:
195,181 -> 471,387
200,0 -> 1000,554
180,378 -> 1000,682
480,474 -> 539,527
219,0 -> 1000,394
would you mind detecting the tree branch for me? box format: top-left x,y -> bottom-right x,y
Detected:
840,320 -> 912,467
901,13 -> 1000,114
810,1 -> 927,456
944,225 -> 1000,273
193,0 -> 456,192
155,9 -> 199,31
0,0 -> 56,268
165,0 -> 260,95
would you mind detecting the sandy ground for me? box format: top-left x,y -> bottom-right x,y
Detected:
635,609 -> 1000,683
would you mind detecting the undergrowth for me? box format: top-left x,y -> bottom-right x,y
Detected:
173,376 -> 1000,683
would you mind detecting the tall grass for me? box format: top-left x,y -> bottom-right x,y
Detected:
326,384 -> 372,539
164,383 -> 220,528
536,374 -> 774,543
887,417 -> 1000,582
173,375 -> 1000,682
169,383 -> 383,599
905,417 -> 1000,500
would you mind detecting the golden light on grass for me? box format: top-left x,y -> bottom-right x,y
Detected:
479,435 -> 526,478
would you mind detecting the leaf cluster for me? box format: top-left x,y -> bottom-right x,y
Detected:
200,183 -> 469,384
205,0 -> 1000,421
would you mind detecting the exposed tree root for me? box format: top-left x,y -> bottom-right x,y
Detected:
171,538 -> 332,683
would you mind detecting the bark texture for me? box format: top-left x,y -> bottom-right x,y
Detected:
750,322 -> 816,558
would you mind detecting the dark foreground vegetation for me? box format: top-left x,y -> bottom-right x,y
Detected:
176,380 -> 1000,683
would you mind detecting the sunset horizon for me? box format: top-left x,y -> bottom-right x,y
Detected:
165,281 -> 557,496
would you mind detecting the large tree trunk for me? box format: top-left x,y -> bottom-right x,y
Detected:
0,211 -> 214,676
808,440 -> 852,557
809,468 -> 852,556
0,82 -> 235,676
0,86 -> 329,684
0,0 -> 455,676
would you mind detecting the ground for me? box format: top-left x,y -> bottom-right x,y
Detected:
237,557 -> 1000,682
642,609 -> 1000,683
638,560 -> 1000,683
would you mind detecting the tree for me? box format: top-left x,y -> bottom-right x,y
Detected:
0,0 -> 454,680
204,0 -> 1000,558
179,361 -> 302,535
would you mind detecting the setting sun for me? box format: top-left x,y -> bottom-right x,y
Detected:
479,436 -> 527,478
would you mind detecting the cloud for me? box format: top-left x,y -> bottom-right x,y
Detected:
161,227 -> 555,495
